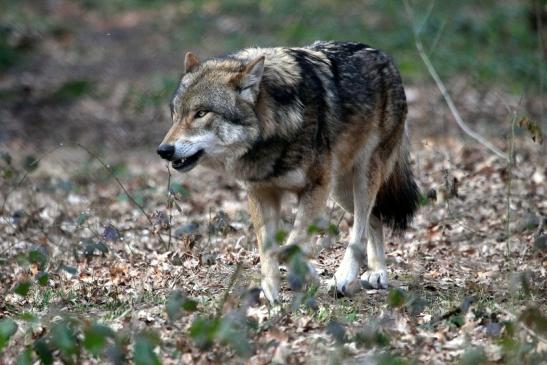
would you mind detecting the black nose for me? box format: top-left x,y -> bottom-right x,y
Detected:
157,144 -> 175,160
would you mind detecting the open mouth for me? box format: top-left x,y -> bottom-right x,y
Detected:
172,149 -> 204,172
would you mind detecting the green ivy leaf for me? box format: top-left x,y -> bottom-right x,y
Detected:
36,272 -> 49,286
274,230 -> 287,244
166,291 -> 197,322
387,288 -> 406,308
450,314 -> 465,328
16,346 -> 33,365
327,223 -> 339,236
22,155 -> 39,172
189,317 -> 221,350
460,346 -> 486,365
51,322 -> 77,357
84,324 -> 115,356
106,343 -> 126,365
307,224 -> 319,235
133,332 -> 161,365
95,242 -> 109,254
14,281 -> 31,297
0,318 -> 17,352
3,167 -> 14,179
28,249 -> 47,270
76,211 -> 89,226
326,321 -> 346,344
33,338 -> 53,365
217,316 -> 252,357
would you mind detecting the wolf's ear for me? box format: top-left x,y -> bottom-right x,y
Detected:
238,56 -> 265,103
185,52 -> 200,73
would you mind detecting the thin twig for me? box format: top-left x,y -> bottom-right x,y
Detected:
76,143 -> 167,249
215,263 -> 242,319
1,144 -> 64,224
402,0 -> 509,162
166,163 -> 173,250
505,111 -> 517,255
416,0 -> 437,35
534,0 -> 545,124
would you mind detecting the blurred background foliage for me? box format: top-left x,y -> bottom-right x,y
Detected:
0,0 -> 545,148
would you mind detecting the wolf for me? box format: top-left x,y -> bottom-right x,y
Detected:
157,41 -> 420,304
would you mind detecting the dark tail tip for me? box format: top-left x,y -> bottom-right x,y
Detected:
372,156 -> 420,232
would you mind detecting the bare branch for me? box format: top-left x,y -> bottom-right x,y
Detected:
76,143 -> 167,249
166,163 -> 173,250
1,144 -> 65,226
403,0 -> 509,162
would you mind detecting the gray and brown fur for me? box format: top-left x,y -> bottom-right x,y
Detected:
158,41 -> 420,303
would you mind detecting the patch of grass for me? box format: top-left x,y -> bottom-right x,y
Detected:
34,288 -> 56,310
317,305 -> 335,323
160,0 -> 542,93
50,80 -> 94,103
0,30 -> 20,71
81,0 -> 174,12
0,88 -> 20,100
102,301 -> 132,321
315,299 -> 364,324
1,0 -> 543,93
125,75 -> 178,111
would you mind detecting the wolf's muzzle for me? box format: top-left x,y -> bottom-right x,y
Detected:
157,144 -> 175,160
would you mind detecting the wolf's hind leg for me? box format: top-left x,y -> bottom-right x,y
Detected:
331,154 -> 383,296
361,214 -> 388,289
248,187 -> 282,305
331,170 -> 370,294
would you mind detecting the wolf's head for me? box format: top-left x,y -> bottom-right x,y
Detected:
157,52 -> 264,172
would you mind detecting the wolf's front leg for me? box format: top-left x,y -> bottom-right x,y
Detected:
285,183 -> 330,286
248,187 -> 282,305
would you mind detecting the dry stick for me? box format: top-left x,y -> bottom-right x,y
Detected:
534,0 -> 546,124
505,111 -> 517,255
402,0 -> 509,162
76,143 -> 168,249
215,263 -> 243,319
166,163 -> 173,250
533,210 -> 544,240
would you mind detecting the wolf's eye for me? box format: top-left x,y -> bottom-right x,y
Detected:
194,110 -> 208,119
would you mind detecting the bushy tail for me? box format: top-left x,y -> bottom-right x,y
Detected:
372,151 -> 420,232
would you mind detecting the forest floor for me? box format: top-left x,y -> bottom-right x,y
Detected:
1,1 -> 546,364
1,114 -> 546,364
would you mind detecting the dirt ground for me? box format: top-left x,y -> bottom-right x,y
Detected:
1,1 -> 546,364
1,96 -> 546,364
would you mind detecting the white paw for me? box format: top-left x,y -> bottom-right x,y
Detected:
261,277 -> 280,305
331,259 -> 360,296
361,269 -> 388,289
